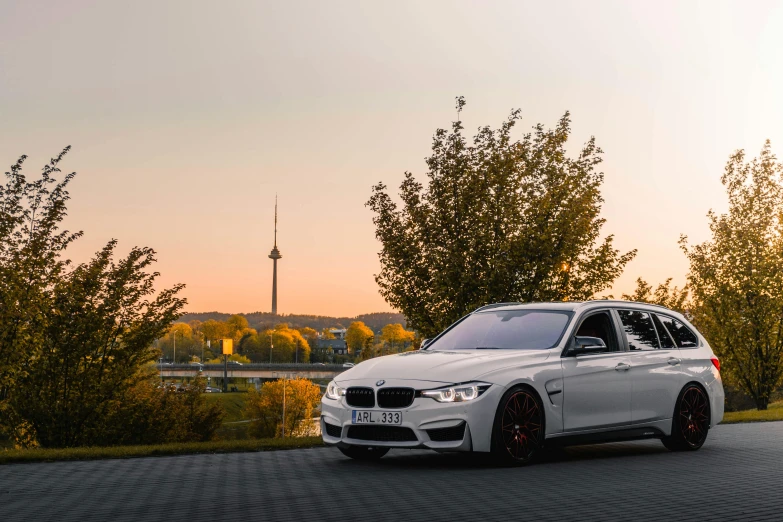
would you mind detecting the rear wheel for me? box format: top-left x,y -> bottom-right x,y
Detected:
338,445 -> 390,461
663,384 -> 710,451
491,386 -> 545,465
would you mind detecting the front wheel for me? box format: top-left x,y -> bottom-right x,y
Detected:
491,386 -> 545,466
662,384 -> 710,451
338,445 -> 390,461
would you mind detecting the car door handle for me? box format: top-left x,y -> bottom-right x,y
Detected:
667,357 -> 681,365
615,363 -> 631,371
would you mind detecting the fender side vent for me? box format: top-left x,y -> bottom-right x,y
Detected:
426,422 -> 466,442
324,422 -> 342,438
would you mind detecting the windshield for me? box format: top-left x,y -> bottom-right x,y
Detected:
426,309 -> 573,351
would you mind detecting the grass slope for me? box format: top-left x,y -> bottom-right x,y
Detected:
205,392 -> 247,423
0,437 -> 324,465
722,400 -> 783,424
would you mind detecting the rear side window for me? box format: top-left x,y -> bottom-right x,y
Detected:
617,310 -> 660,351
656,315 -> 699,348
651,314 -> 676,349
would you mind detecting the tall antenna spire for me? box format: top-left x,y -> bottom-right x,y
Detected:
268,195 -> 282,315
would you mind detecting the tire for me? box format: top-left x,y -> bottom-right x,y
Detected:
662,383 -> 711,451
490,385 -> 545,466
338,445 -> 390,461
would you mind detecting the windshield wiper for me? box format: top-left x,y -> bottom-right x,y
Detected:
474,347 -> 501,350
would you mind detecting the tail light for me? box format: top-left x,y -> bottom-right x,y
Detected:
711,357 -> 720,372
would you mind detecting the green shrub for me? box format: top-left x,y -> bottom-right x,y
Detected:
91,376 -> 225,446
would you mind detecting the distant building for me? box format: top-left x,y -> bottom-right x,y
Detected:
329,328 -> 347,340
319,338 -> 348,356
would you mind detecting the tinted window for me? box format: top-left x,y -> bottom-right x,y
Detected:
427,310 -> 573,351
656,315 -> 699,348
617,310 -> 660,351
651,314 -> 676,349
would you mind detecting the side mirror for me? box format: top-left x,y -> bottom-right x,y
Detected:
570,336 -> 607,356
420,338 -> 432,349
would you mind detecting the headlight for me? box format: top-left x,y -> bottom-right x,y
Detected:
421,382 -> 491,403
324,380 -> 345,400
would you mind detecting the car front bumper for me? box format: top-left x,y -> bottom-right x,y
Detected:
320,379 -> 502,453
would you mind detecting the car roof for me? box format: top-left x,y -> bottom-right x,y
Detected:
474,301 -> 581,312
474,300 -> 678,315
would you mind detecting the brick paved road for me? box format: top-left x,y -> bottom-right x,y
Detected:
2,422 -> 782,522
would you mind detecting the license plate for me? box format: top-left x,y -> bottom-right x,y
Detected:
352,410 -> 402,425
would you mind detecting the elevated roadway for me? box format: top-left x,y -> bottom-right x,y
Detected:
158,362 -> 346,380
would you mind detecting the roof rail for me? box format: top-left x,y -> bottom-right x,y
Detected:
473,302 -> 523,312
578,299 -> 671,310
471,299 -> 674,314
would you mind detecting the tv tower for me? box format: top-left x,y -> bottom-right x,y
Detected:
268,196 -> 282,315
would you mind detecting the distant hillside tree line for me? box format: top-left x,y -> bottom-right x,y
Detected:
178,311 -> 407,335
162,314 -> 416,364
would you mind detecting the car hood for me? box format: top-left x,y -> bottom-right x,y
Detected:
335,349 -> 551,385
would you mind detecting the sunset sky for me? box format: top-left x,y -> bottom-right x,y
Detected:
2,1 -> 783,317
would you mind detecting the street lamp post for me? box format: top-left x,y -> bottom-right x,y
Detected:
273,371 -> 287,438
173,331 -> 176,364
269,331 -> 273,364
223,351 -> 228,393
283,374 -> 286,438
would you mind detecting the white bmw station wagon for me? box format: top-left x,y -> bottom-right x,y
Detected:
321,300 -> 724,465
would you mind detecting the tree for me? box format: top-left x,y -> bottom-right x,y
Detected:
237,329 -> 256,354
244,378 -> 322,438
681,141 -> 783,410
621,277 -> 689,313
298,327 -> 323,362
360,342 -> 380,361
0,148 -> 194,448
0,149 -> 82,428
188,316 -> 255,359
380,323 -> 415,354
367,98 -> 636,337
9,240 -> 187,447
297,327 -> 318,343
226,314 -> 249,337
96,375 -> 224,446
158,322 -> 198,363
186,319 -> 211,360
206,354 -> 251,365
244,324 -> 311,363
238,331 -> 260,356
201,319 -> 230,343
345,321 -> 374,354
320,328 -> 336,340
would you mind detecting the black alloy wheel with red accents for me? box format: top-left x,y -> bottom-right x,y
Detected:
491,386 -> 544,465
663,384 -> 711,451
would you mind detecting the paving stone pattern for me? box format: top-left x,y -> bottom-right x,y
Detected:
1,422 -> 782,522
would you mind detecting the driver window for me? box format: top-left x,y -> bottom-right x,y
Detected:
574,312 -> 619,352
